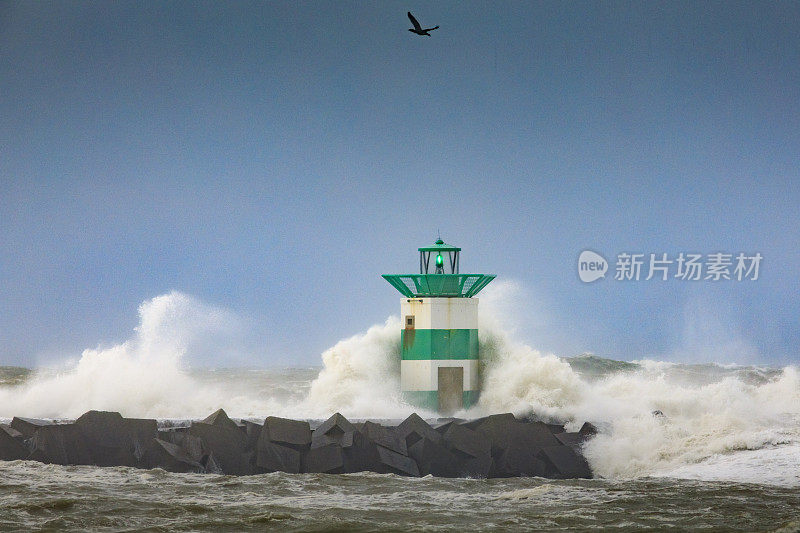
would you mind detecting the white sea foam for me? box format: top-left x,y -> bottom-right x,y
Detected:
1,290 -> 798,486
0,292 -> 274,419
476,325 -> 800,484
300,316 -> 421,419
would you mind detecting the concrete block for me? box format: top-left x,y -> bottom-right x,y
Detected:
538,445 -> 592,479
461,413 -> 516,432
516,421 -> 562,449
256,441 -> 301,473
304,443 -> 345,474
468,414 -> 520,453
443,424 -> 491,459
408,437 -> 458,477
189,414 -> 250,475
361,421 -> 407,455
459,452 -> 493,478
579,422 -> 598,438
554,423 -> 597,449
9,417 -> 54,439
201,408 -> 241,432
142,438 -> 205,473
263,416 -> 311,447
159,429 -> 213,465
28,424 -> 92,465
245,421 -> 263,451
376,445 -> 420,476
555,432 -> 583,448
493,444 -> 548,477
434,421 -> 456,435
0,425 -> 28,461
341,430 -> 381,473
74,411 -> 157,466
0,424 -> 23,441
311,414 -> 363,453
313,413 -> 355,439
397,413 -> 442,449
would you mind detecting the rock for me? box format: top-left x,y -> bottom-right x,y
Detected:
361,421 -> 407,455
74,411 -> 157,466
263,417 -> 311,447
538,445 -> 592,479
28,424 -> 92,465
408,437 -> 458,477
142,438 -> 205,473
10,417 -> 54,439
396,413 -> 442,449
0,424 -> 28,461
304,443 -> 345,474
188,409 -> 250,475
375,445 -> 420,476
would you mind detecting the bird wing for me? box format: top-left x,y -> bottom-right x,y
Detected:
423,25 -> 439,32
407,12 -> 422,31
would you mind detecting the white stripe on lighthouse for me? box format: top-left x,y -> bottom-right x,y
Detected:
400,298 -> 479,330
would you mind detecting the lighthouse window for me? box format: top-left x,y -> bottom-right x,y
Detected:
405,315 -> 415,329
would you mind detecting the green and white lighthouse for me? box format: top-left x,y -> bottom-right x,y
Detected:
383,238 -> 495,413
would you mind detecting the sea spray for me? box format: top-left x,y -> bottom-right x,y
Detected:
581,365 -> 800,480
477,323 -> 800,481
0,292 -> 263,419
301,316 -> 413,419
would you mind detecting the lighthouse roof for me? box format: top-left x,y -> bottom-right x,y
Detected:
418,238 -> 461,252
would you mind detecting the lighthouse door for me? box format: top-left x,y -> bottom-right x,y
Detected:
438,367 -> 463,414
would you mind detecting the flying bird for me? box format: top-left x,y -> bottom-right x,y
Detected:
407,12 -> 438,36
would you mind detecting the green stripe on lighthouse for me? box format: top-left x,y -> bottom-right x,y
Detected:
401,329 -> 479,360
401,390 -> 480,411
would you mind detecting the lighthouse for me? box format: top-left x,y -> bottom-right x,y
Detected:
382,238 -> 495,414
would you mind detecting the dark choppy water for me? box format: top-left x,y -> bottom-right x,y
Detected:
1,461 -> 799,532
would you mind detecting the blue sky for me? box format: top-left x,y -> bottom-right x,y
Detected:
1,1 -> 798,367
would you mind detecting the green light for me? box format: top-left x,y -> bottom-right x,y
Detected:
436,254 -> 443,266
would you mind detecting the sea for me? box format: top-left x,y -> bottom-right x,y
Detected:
0,293 -> 798,531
